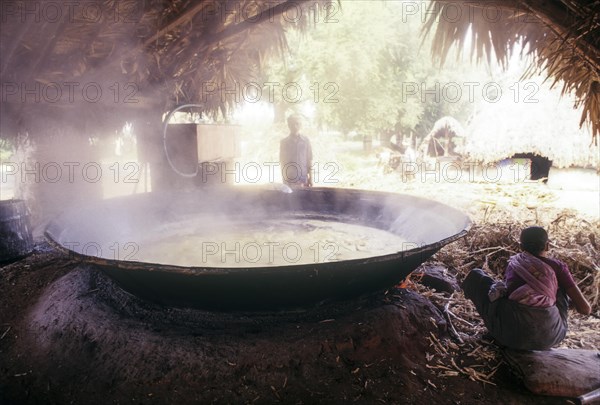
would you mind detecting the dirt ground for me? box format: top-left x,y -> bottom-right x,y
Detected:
0,243 -> 578,405
1,173 -> 598,404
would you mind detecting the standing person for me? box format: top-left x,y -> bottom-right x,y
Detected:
279,114 -> 313,187
462,226 -> 591,350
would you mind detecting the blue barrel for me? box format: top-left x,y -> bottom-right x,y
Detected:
0,200 -> 33,263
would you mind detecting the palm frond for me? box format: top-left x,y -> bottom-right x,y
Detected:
423,0 -> 600,144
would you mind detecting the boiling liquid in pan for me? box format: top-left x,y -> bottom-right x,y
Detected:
136,218 -> 408,267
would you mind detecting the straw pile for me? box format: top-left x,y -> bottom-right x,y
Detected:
404,201 -> 600,386
434,206 -> 600,311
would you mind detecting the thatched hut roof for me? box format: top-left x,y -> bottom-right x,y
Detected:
418,116 -> 466,157
464,79 -> 599,168
423,0 -> 600,144
0,0 -> 330,137
428,116 -> 465,139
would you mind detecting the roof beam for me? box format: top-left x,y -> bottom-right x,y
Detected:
143,2 -> 214,48
210,0 -> 313,43
143,0 -> 314,48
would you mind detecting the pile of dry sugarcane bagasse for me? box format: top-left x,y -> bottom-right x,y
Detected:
405,202 -> 600,388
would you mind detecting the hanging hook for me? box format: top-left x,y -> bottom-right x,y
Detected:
162,104 -> 204,178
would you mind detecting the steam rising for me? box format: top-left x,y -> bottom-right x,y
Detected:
45,188 -> 471,269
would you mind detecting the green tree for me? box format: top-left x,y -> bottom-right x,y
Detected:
265,1 -> 479,141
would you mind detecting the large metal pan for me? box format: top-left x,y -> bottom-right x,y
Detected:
45,187 -> 471,310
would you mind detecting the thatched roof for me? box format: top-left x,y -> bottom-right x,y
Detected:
418,116 -> 466,157
2,0 -> 598,147
464,80 -> 599,168
428,116 -> 465,138
423,0 -> 600,144
0,0 -> 329,136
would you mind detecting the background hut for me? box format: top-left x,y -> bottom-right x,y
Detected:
418,116 -> 466,158
464,79 -> 599,169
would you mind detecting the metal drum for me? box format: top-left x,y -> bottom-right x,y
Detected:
0,199 -> 34,263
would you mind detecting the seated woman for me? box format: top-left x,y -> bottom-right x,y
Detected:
463,226 -> 591,351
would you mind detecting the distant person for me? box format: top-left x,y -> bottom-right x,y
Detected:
462,226 -> 591,350
280,114 -> 313,187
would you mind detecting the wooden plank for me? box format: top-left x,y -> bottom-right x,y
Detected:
503,348 -> 600,398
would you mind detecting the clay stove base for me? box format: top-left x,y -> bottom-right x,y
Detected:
20,266 -> 447,404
